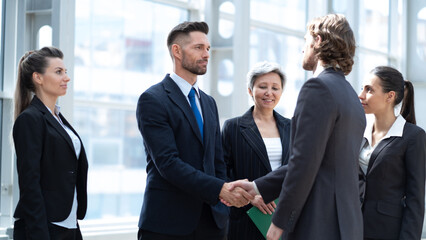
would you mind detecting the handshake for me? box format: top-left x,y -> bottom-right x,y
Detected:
219,180 -> 276,215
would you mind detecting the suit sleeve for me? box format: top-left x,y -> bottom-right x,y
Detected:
137,91 -> 224,205
222,120 -> 235,181
13,112 -> 50,240
268,79 -> 336,232
255,165 -> 288,203
399,128 -> 426,239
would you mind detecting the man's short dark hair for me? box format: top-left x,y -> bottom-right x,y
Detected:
167,21 -> 209,54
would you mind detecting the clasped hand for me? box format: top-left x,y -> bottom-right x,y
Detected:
219,179 -> 283,240
219,179 -> 257,208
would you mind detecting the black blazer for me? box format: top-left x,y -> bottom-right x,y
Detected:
13,96 -> 88,239
222,106 -> 291,187
136,74 -> 228,236
255,68 -> 365,240
222,107 -> 291,240
359,122 -> 426,239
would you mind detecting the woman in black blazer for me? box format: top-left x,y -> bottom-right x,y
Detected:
222,61 -> 291,240
12,47 -> 88,240
358,66 -> 425,240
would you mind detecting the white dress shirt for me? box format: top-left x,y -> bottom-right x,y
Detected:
170,72 -> 203,121
359,115 -> 406,174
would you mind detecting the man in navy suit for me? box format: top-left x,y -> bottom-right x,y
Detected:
229,14 -> 366,240
136,21 -> 252,240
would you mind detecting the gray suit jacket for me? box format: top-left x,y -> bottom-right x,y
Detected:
255,68 -> 366,240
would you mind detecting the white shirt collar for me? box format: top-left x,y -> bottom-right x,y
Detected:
363,114 -> 406,145
313,64 -> 327,78
44,104 -> 61,116
313,64 -> 340,78
170,72 -> 200,98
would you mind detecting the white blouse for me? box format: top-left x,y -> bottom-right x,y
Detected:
263,137 -> 282,171
359,115 -> 406,174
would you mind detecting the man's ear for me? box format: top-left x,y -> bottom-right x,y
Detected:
171,44 -> 182,61
315,35 -> 322,45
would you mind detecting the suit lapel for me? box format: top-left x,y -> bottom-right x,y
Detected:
240,108 -> 271,171
31,96 -> 76,153
163,75 -> 203,144
199,91 -> 212,148
367,137 -> 397,175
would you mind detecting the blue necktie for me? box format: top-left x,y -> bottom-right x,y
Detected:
188,88 -> 203,141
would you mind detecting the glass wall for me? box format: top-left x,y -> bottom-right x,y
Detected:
359,0 -> 389,52
333,0 -> 401,91
251,0 -> 306,31
249,0 -> 306,118
418,7 -> 426,61
74,0 -> 188,220
250,28 -> 305,117
0,0 -> 4,157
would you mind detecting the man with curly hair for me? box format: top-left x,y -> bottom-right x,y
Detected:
229,14 -> 366,240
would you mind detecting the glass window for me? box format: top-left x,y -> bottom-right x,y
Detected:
0,100 -> 2,147
218,1 -> 234,39
217,59 -> 234,96
417,7 -> 426,61
251,0 -> 306,32
359,0 -> 389,52
0,0 -> 4,152
38,25 -> 52,49
333,0 -> 348,13
250,28 -> 305,118
357,52 -> 388,90
0,0 -> 3,89
74,0 -> 188,220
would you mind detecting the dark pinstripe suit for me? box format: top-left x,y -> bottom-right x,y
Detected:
222,107 -> 291,240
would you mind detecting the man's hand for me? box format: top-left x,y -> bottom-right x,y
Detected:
266,223 -> 284,240
251,195 -> 276,215
219,182 -> 253,207
229,179 -> 258,196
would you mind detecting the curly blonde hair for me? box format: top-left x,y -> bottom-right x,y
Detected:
308,14 -> 356,75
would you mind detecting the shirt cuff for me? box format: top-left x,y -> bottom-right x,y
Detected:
253,181 -> 261,195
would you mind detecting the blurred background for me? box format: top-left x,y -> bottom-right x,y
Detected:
0,0 -> 425,239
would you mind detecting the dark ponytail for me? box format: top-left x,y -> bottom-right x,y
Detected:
400,80 -> 416,124
371,66 -> 416,124
14,46 -> 63,120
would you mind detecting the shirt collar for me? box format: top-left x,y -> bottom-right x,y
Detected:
363,114 -> 406,145
44,104 -> 61,116
313,64 -> 340,78
170,72 -> 200,98
386,114 -> 405,138
313,64 -> 327,78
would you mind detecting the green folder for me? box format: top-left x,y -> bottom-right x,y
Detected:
246,199 -> 281,240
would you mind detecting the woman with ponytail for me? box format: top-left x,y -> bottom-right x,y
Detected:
358,66 -> 425,240
12,46 -> 88,240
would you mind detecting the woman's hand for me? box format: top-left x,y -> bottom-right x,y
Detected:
251,195 -> 276,214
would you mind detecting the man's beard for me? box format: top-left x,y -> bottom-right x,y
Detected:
182,54 -> 207,75
302,53 -> 317,71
